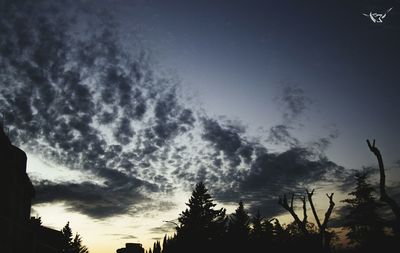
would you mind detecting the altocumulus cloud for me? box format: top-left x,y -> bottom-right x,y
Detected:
33,180 -> 152,219
0,0 -> 193,218
199,117 -> 346,217
0,0 -> 347,219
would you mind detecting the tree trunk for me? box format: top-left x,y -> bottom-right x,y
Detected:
307,190 -> 335,252
367,139 -> 400,234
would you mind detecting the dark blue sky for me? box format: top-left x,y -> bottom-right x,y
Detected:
110,0 -> 400,169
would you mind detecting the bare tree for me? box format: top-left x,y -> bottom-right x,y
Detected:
306,189 -> 335,251
278,193 -> 309,235
279,190 -> 335,251
367,139 -> 400,234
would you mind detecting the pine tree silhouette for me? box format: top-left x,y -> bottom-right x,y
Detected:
250,210 -> 263,242
227,201 -> 250,252
228,201 -> 250,239
342,171 -> 385,250
61,222 -> 89,253
152,240 -> 161,253
71,234 -> 89,253
174,182 -> 226,253
62,222 -> 74,252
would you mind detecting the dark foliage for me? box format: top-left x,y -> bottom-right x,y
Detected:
172,182 -> 226,253
61,222 -> 89,253
158,182 -> 398,253
341,171 -> 385,250
226,201 -> 250,251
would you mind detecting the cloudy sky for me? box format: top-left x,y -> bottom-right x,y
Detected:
1,0 -> 400,252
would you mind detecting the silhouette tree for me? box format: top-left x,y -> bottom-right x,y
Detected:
30,216 -> 43,226
249,211 -> 275,252
250,210 -> 263,241
152,240 -> 161,253
61,222 -> 89,253
226,201 -> 250,252
62,222 -> 74,253
278,193 -> 309,235
71,234 -> 89,253
272,218 -> 289,242
306,189 -> 335,252
162,235 -> 168,252
341,171 -> 385,249
367,139 -> 400,235
161,234 -> 178,253
278,190 -> 335,252
285,220 -> 318,236
227,201 -> 250,240
174,182 -> 226,252
261,217 -> 274,241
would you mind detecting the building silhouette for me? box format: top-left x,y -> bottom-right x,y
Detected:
117,243 -> 145,253
0,126 -> 64,253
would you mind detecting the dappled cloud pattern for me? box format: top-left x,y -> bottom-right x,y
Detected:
1,0 -> 346,219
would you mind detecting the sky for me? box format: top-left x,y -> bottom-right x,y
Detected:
1,0 -> 400,252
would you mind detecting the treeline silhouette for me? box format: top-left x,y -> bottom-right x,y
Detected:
26,217 -> 88,253
143,141 -> 399,253
145,180 -> 396,253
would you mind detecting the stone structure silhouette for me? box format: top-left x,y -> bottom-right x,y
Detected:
0,126 -> 64,253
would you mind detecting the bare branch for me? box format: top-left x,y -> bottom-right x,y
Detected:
290,194 -> 294,209
306,190 -> 335,250
307,189 -> 322,229
300,195 -> 307,224
278,194 -> 289,210
321,193 -> 335,230
278,193 -> 309,235
367,139 -> 386,200
278,194 -> 292,211
366,139 -> 400,232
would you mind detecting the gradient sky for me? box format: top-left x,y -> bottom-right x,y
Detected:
1,0 -> 400,252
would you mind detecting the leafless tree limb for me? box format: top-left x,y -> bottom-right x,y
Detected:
367,139 -> 400,233
278,193 -> 309,235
